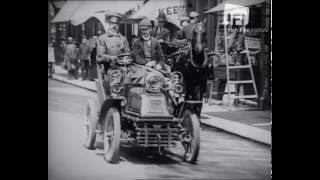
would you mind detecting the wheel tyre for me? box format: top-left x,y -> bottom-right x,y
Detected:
103,107 -> 121,163
181,110 -> 200,163
84,99 -> 98,149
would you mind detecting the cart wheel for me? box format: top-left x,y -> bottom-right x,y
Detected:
84,99 -> 98,149
181,110 -> 200,163
103,107 -> 121,163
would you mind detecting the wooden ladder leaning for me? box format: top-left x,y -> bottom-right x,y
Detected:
225,37 -> 260,111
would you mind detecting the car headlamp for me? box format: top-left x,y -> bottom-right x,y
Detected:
171,71 -> 183,84
174,83 -> 183,94
146,75 -> 161,92
170,71 -> 183,94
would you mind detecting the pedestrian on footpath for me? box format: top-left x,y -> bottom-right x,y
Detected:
78,36 -> 91,80
87,35 -> 99,81
48,41 -> 55,78
63,37 -> 78,80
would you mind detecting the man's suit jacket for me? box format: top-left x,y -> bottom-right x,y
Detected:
131,37 -> 165,65
152,27 -> 170,41
78,42 -> 92,60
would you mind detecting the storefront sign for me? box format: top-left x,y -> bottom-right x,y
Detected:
158,5 -> 186,16
130,0 -> 187,28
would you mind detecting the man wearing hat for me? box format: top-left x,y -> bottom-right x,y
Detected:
132,18 -> 166,69
182,11 -> 200,40
129,18 -> 168,84
152,11 -> 170,42
174,17 -> 190,40
63,36 -> 78,79
97,13 -> 130,71
86,34 -> 99,81
78,36 -> 91,80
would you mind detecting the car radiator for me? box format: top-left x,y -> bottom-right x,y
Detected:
135,121 -> 179,147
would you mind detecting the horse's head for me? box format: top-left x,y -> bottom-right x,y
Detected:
191,23 -> 206,54
188,23 -> 208,68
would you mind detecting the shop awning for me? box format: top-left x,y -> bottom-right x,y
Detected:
51,0 -> 143,27
70,0 -> 143,26
129,0 -> 187,29
52,1 -> 66,9
204,0 -> 266,14
51,1 -> 82,23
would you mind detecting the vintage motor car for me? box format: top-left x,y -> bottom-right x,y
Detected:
84,53 -> 201,163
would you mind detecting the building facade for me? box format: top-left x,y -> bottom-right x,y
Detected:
185,0 -> 271,107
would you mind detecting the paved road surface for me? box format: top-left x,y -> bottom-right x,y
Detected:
48,79 -> 271,180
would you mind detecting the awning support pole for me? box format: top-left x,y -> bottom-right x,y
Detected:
224,23 -> 231,111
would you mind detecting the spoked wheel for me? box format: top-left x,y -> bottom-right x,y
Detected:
103,107 -> 121,163
84,99 -> 98,149
180,110 -> 200,163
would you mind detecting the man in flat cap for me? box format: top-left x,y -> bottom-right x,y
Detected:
174,17 -> 190,40
97,13 -> 130,72
78,36 -> 91,80
128,18 -> 169,83
182,11 -> 200,40
152,11 -> 170,42
132,18 -> 166,69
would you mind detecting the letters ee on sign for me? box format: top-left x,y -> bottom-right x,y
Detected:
158,5 -> 186,17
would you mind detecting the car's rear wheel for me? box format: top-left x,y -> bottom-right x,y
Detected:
181,110 -> 200,163
84,99 -> 98,149
103,107 -> 121,163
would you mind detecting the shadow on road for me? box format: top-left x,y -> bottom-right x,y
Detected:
119,146 -> 183,165
94,144 -> 186,165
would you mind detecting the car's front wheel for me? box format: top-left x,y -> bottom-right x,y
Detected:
181,110 -> 200,163
84,99 -> 98,149
103,107 -> 121,163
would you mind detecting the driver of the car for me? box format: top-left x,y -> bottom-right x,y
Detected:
131,18 -> 167,71
97,13 -> 130,72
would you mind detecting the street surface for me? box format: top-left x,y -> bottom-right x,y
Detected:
48,79 -> 271,180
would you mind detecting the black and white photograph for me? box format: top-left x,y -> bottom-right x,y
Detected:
48,0 -> 272,179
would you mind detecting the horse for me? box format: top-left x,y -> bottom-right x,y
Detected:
165,23 -> 211,116
184,23 -> 209,99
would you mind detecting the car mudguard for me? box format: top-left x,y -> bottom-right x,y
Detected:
98,99 -> 122,124
174,100 -> 203,118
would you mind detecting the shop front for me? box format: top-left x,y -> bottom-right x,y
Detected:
51,0 -> 144,44
199,0 -> 271,109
